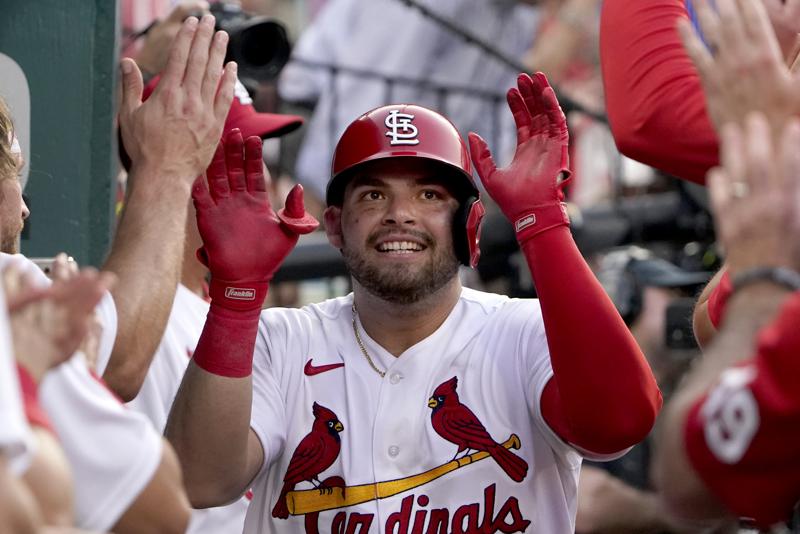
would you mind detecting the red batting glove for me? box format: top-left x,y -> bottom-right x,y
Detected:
193,128 -> 318,313
191,129 -> 318,378
468,72 -> 571,244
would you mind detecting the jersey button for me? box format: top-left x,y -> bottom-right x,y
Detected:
389,372 -> 403,384
388,445 -> 400,458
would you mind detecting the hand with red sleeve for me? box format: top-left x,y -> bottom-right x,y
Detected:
468,72 -> 570,243
469,73 -> 661,455
191,128 -> 318,377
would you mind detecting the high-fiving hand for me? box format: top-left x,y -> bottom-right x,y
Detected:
119,14 -> 236,184
468,73 -> 571,244
678,0 -> 800,135
707,115 -> 800,276
193,129 -> 318,312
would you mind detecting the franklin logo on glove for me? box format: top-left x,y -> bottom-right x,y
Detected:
225,287 -> 256,301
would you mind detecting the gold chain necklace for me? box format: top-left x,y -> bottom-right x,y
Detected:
351,304 -> 386,378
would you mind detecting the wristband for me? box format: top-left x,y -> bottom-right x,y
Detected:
514,202 -> 571,244
191,304 -> 260,377
731,267 -> 800,295
207,278 -> 269,313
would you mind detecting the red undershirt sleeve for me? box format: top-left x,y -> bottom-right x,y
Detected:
526,228 -> 663,455
600,0 -> 718,184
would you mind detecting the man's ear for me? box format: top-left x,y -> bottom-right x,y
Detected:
324,206 -> 343,249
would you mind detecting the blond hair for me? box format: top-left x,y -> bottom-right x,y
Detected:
0,98 -> 16,182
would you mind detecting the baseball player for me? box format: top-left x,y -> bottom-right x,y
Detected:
655,114 -> 800,529
167,72 -> 661,533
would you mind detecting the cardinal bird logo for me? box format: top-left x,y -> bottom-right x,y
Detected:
272,402 -> 345,519
428,377 -> 528,483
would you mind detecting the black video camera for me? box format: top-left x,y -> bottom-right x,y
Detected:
207,2 -> 291,84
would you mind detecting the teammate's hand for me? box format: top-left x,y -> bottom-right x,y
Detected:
677,0 -> 800,136
119,14 -> 236,184
468,73 -> 571,244
4,265 -> 115,382
707,114 -> 800,275
193,129 -> 318,311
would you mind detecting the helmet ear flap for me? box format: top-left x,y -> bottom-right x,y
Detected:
453,196 -> 485,268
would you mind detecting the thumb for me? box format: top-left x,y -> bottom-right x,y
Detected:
277,184 -> 320,235
468,132 -> 497,184
120,58 -> 144,118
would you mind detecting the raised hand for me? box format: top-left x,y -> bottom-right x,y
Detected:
119,14 -> 236,183
678,0 -> 800,135
468,72 -> 570,243
707,114 -> 800,275
193,129 -> 318,311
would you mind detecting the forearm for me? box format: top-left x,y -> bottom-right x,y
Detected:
102,168 -> 192,400
524,227 -> 661,453
111,439 -> 191,534
22,429 -> 73,527
654,283 -> 792,521
0,458 -> 40,534
166,361 -> 258,507
600,0 -> 717,184
692,267 -> 730,349
576,467 -> 676,534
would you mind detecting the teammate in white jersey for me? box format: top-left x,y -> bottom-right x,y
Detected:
167,73 -> 662,533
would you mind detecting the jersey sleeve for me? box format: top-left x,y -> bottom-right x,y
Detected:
250,311 -> 289,477
600,0 -> 718,184
0,282 -> 34,475
39,355 -> 163,531
685,292 -> 800,527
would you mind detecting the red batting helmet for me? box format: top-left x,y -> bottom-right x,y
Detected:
327,104 -> 485,268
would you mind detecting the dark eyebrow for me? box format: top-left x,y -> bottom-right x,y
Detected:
349,175 -> 387,188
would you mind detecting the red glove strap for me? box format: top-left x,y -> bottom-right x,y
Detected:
514,202 -> 570,245
207,278 -> 269,313
192,304 -> 261,378
707,270 -> 733,329
15,363 -> 54,432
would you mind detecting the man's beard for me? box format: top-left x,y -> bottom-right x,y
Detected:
342,231 -> 460,305
0,223 -> 21,254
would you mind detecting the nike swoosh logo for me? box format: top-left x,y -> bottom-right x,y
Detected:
304,358 -> 345,376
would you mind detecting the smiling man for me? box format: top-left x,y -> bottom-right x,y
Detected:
167,73 -> 662,533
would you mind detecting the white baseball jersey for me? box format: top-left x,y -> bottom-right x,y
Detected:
246,288 -> 611,534
0,253 -> 163,531
124,283 -> 249,534
0,280 -> 34,475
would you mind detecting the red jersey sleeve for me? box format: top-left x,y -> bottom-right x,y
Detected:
685,291 -> 800,527
600,0 -> 718,184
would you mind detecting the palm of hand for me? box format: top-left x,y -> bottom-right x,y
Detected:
488,132 -> 568,210
197,192 -> 295,281
470,72 -> 570,224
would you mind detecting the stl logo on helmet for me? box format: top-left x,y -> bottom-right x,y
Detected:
385,110 -> 420,146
